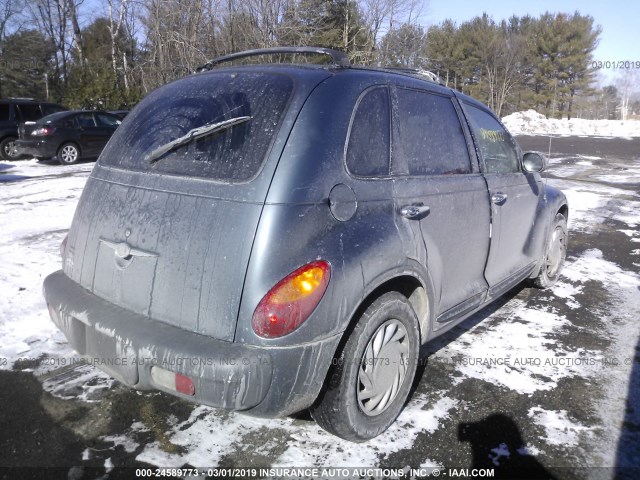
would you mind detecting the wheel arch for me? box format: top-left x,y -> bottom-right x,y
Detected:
557,203 -> 569,222
339,266 -> 436,352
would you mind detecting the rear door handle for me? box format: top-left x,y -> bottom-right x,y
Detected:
491,192 -> 508,205
400,205 -> 430,219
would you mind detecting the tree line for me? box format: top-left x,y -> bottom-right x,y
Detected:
0,0 -> 636,119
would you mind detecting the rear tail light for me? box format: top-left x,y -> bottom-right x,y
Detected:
31,126 -> 55,136
252,260 -> 331,338
150,366 -> 195,396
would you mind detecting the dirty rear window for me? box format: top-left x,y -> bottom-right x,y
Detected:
100,72 -> 293,181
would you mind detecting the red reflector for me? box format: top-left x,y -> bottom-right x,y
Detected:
175,373 -> 195,396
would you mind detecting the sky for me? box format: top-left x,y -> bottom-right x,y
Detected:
423,0 -> 639,85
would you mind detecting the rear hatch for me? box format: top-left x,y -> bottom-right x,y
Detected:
62,69 -> 329,341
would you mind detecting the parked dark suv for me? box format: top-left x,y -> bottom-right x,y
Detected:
43,47 -> 568,441
0,98 -> 66,160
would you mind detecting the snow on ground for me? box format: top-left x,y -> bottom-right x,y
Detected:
0,159 -> 92,372
502,110 -> 640,137
1,154 -> 639,473
528,408 -> 593,448
134,395 -> 454,468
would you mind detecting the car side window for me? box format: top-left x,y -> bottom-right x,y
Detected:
77,113 -> 97,128
346,87 -> 391,177
394,88 -> 471,176
463,104 -> 520,174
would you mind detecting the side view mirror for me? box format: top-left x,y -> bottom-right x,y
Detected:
522,151 -> 546,173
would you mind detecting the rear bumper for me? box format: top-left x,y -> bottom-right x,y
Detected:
15,139 -> 57,158
43,270 -> 340,416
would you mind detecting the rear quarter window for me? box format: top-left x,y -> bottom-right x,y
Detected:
100,72 -> 294,182
346,86 -> 391,177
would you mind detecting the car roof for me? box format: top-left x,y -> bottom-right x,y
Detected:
191,63 -> 456,100
0,98 -> 63,105
195,46 -> 451,92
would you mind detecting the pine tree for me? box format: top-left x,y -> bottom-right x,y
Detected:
379,23 -> 427,69
534,12 -> 600,119
0,30 -> 54,100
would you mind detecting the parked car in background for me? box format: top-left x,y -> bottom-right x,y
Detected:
0,98 -> 67,160
43,47 -> 568,441
15,110 -> 122,165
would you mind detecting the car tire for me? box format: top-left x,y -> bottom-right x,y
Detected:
311,291 -> 420,442
532,213 -> 568,288
0,136 -> 20,160
57,143 -> 80,165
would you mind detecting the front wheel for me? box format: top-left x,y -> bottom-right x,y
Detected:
57,143 -> 80,165
533,213 -> 568,288
311,292 -> 420,441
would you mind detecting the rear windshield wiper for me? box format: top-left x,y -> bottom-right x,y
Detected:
146,116 -> 252,164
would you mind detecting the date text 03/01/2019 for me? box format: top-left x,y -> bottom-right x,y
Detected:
592,60 -> 640,69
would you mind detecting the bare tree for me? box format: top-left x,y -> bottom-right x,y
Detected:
68,0 -> 85,75
616,70 -> 640,121
484,29 -> 525,116
0,0 -> 23,42
26,0 -> 75,89
361,0 -> 423,63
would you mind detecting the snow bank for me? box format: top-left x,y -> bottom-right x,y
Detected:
502,109 -> 640,137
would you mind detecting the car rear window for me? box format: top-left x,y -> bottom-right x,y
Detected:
41,104 -> 66,116
100,72 -> 294,182
39,111 -> 74,124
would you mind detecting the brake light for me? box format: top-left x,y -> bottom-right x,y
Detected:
31,126 -> 55,136
252,260 -> 331,338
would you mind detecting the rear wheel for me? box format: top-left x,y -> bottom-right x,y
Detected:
57,143 -> 80,165
0,136 -> 20,160
311,292 -> 420,441
533,213 -> 567,288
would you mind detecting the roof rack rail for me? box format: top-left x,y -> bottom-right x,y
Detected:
197,47 -> 351,72
380,67 -> 444,85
